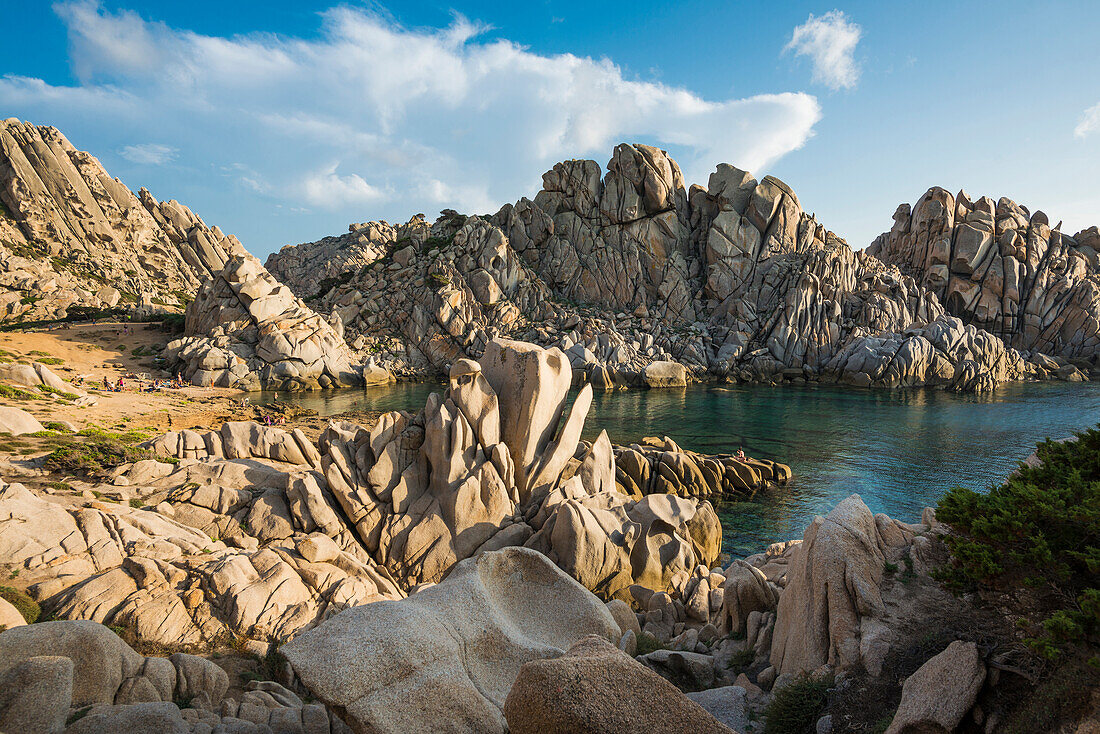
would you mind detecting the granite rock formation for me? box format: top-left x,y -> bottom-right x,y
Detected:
268,144 -> 1079,392
282,547 -> 622,734
869,187 -> 1100,368
164,254 -> 370,390
0,119 -> 244,322
0,340 -> 734,648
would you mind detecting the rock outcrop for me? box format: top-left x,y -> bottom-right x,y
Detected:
1,340 -> 730,647
283,547 -> 621,734
0,618 -> 345,734
884,640 -> 986,734
769,495 -> 917,676
0,119 -> 244,322
0,476 -> 403,647
164,254 -> 370,390
503,634 -> 735,734
268,144 -> 1065,392
869,187 -> 1100,368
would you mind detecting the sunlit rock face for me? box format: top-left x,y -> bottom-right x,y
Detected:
869,187 -> 1100,362
0,119 -> 243,322
165,254 -> 368,390
269,143 -> 1069,392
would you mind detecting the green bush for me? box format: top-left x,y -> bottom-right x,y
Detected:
0,585 -> 40,623
36,385 -> 79,401
936,427 -> 1100,658
43,430 -> 159,476
0,384 -> 41,400
763,673 -> 833,734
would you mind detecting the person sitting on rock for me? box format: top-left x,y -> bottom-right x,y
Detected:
736,447 -> 747,462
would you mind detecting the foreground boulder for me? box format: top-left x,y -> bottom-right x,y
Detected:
283,547 -> 620,734
769,495 -> 915,675
0,619 -> 335,734
885,640 -> 986,734
0,655 -> 72,734
504,635 -> 735,734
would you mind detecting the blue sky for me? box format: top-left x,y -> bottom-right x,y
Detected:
2,1 -> 1098,259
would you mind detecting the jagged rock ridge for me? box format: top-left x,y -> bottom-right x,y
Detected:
267,143 -> 1088,391
868,187 -> 1100,363
0,119 -> 244,321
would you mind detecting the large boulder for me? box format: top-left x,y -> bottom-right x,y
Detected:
503,635 -> 735,733
282,547 -> 620,734
0,655 -> 73,734
0,406 -> 44,435
644,360 -> 688,388
0,620 -> 144,707
769,495 -> 913,675
884,640 -> 986,734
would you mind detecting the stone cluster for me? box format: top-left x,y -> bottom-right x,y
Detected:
164,255 -> 372,390
268,144 -> 1093,392
869,187 -> 1100,368
0,119 -> 243,322
0,340 -> 752,651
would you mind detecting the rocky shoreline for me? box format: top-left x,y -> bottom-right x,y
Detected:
1,119 -> 1098,732
3,121 -> 1097,394
1,336 -> 1088,732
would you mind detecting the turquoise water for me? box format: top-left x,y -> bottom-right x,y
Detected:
257,381 -> 1100,557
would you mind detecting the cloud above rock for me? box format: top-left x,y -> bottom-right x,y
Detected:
1074,102 -> 1100,139
118,143 -> 177,165
785,10 -> 862,91
0,1 -> 823,248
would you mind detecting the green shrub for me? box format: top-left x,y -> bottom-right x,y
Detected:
36,356 -> 63,365
0,585 -> 40,623
634,631 -> 664,656
43,431 -> 155,476
36,385 -> 79,401
936,427 -> 1100,658
0,384 -> 41,400
763,673 -> 834,734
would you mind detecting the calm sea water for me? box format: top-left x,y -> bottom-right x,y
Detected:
257,381 -> 1100,557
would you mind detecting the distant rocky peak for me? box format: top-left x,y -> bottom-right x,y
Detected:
0,118 -> 242,321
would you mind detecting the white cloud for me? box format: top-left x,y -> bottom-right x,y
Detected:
302,164 -> 383,208
1074,102 -> 1100,139
785,11 -> 862,91
118,143 -> 177,164
0,1 -> 823,253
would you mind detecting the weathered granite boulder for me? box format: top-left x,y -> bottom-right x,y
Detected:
0,655 -> 73,734
0,405 -> 43,435
884,640 -> 986,734
769,495 -> 915,675
503,635 -> 735,734
644,360 -> 688,388
283,547 -> 620,734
